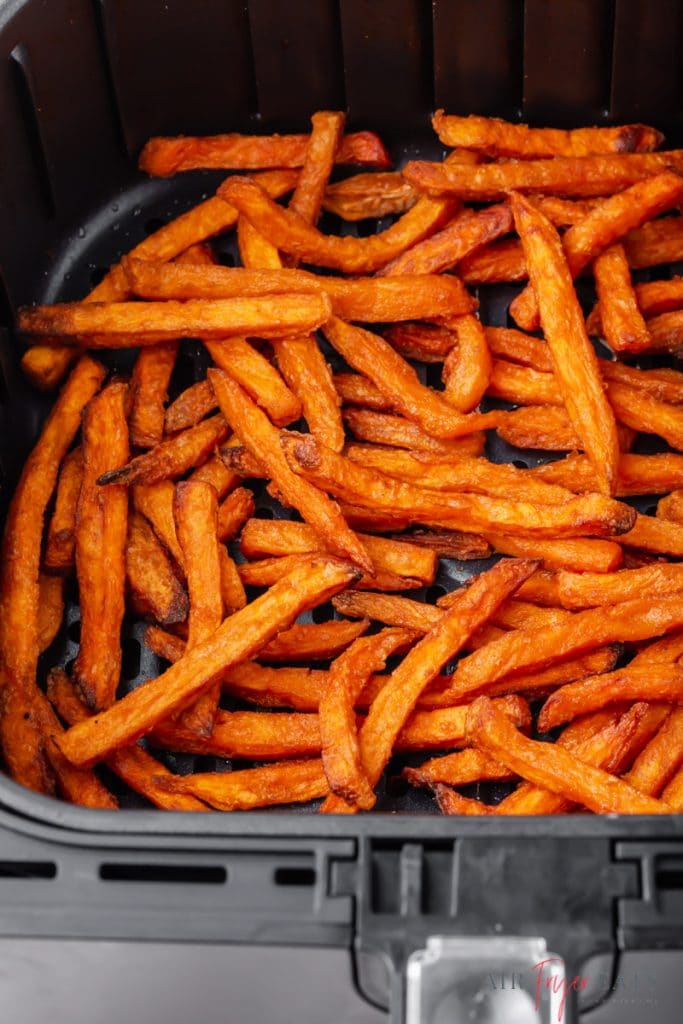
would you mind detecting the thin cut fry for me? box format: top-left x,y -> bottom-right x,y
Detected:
190,453 -> 241,500
216,487 -> 255,543
592,244 -> 651,352
432,111 -> 663,158
100,414 -> 230,487
531,451 -> 683,497
607,381 -> 683,450
658,490 -> 683,524
165,380 -> 216,434
74,381 -> 129,710
210,369 -> 373,572
259,620 -> 370,662
152,759 -> 329,811
219,546 -> 247,615
132,482 -> 184,567
405,748 -> 516,788
128,343 -> 178,448
323,171 -> 416,220
466,696 -> 672,814
619,514 -> 683,556
400,529 -> 492,561
538,666 -> 683,730
206,337 -> 302,426
662,766 -> 683,810
486,534 -> 623,574
624,708 -> 683,797
37,574 -> 64,653
44,446 -> 83,573
510,192 -> 619,495
385,322 -> 455,363
343,409 -> 487,455
556,563 -> 683,609
442,316 -> 492,413
125,511 -> 188,625
239,552 -> 418,593
57,556 -> 360,766
289,111 -> 345,226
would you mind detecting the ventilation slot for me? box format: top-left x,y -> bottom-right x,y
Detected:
99,863 -> 227,884
273,866 -> 316,887
656,857 -> 683,890
0,861 -> 56,879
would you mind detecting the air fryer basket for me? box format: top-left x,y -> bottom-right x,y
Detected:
0,2 -> 682,1021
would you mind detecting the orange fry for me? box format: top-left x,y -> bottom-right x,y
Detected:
323,171 -> 416,220
607,382 -> 683,450
128,343 -> 178,448
333,374 -> 391,411
37,574 -> 65,654
384,322 -> 455,363
658,490 -> 683,524
44,446 -> 83,573
152,759 -> 329,811
405,748 -> 515,788
442,315 -> 492,413
219,546 -> 246,616
532,451 -> 683,497
467,696 -> 672,814
625,708 -> 683,797
289,111 -> 345,226
619,513 -> 683,556
343,409 -> 486,455
398,528 -> 492,561
210,369 -> 372,572
74,382 -> 129,711
592,244 -> 651,352
557,563 -> 683,609
132,482 -> 183,567
238,552 -> 420,592
538,666 -> 683,731
216,487 -> 255,543
100,414 -> 230,487
206,337 -> 302,427
510,192 -> 619,494
485,534 -> 623,574
165,380 -> 216,434
432,111 -> 663,158
662,767 -> 683,810
125,511 -> 188,625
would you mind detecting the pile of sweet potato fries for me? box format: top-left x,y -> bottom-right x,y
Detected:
4,109 -> 683,814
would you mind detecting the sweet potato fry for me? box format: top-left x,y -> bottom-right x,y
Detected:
623,216 -> 683,269
210,369 -> 372,571
658,490 -> 683,524
190,452 -> 240,500
126,511 -> 188,625
153,759 -> 329,811
384,322 -> 456,363
532,451 -> 683,497
21,345 -> 79,391
538,666 -> 683,731
58,556 -> 360,766
143,624 -> 185,663
100,414 -> 230,488
320,628 -> 415,807
405,748 -> 516,788
486,534 -> 623,574
128,343 -> 178,449
379,203 -> 512,276
624,708 -> 683,797
19,294 -> 332,347
487,360 -> 560,407
459,239 -> 528,284
47,669 -> 207,811
662,766 -> 683,810
165,380 -> 216,433
281,431 -> 635,539
218,176 -> 456,273
510,193 -> 620,494
323,171 -> 416,220
403,151 -> 683,200
343,409 -> 487,455
240,551 -> 419,594
221,663 -> 329,711
434,786 -> 493,815
240,519 -> 436,585
515,570 -> 562,606
0,356 -> 105,791
139,131 -> 391,175
511,173 -> 683,330
333,590 -> 441,633
74,381 -> 129,711
44,446 -> 83,573
289,111 -> 345,226
466,696 -> 672,813
399,528 -> 492,561
216,487 -> 255,543
496,405 -> 588,451
607,381 -> 683,449
37,574 -> 64,653
642,310 -> 683,352
174,480 -> 224,733
219,546 -> 246,616
258,620 -> 371,662
432,111 -> 663,158
321,558 -> 537,812
442,315 -> 492,413
333,374 -> 391,411
205,337 -> 302,426
619,513 -> 683,556
629,276 -> 683,318
592,244 -> 651,353
557,563 -> 683,609
346,447 -> 574,505
132,482 -> 183,567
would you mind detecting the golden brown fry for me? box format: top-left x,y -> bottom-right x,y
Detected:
100,414 -> 230,487
487,360 -> 560,407
662,766 -> 683,810
44,446 -> 83,573
459,239 -> 528,284
218,176 -> 456,273
466,696 -> 672,814
165,380 -> 216,434
486,533 -> 623,574
139,131 -> 391,175
21,345 -> 78,391
334,373 -> 391,411
219,546 -> 246,615
216,486 -> 255,543
289,111 -> 345,226
623,216 -> 683,269
321,558 -> 537,812
624,708 -> 683,797
619,513 -> 683,556
384,322 -> 456,363
238,551 -> 416,593
281,431 -> 635,539
343,408 -> 486,455
153,759 -> 329,811
174,480 -> 224,734
405,748 -> 516,788
592,244 -> 651,352
442,315 -> 492,413
510,193 -> 620,494
273,335 -> 344,452
532,451 -> 683,497
538,666 -> 683,730
58,556 -> 360,766
210,369 -> 372,571
126,511 -> 188,625
132,482 -> 184,567
333,590 -> 441,633
515,570 -> 562,606
128,343 -> 178,449
658,490 -> 683,524
557,563 -> 683,609
435,786 -> 493,815
262,619 -> 371,662
37,574 -> 64,653
206,337 -> 302,427
323,171 -> 416,220
432,111 -> 663,157
47,669 -> 207,811
19,294 -> 332,347
607,381 -> 683,450
191,452 -> 241,500
74,381 -> 129,711
404,151 -> 683,200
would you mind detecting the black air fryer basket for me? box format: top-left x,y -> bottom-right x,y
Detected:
0,2 -> 682,1021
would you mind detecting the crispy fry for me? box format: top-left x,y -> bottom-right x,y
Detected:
460,239 -> 527,284
658,490 -> 683,524
288,111 -> 345,226
487,534 -> 623,574
37,574 -> 64,653
323,171 -> 416,220
74,381 -> 129,711
218,176 -> 456,273
538,666 -> 683,731
334,374 -> 391,411
216,487 -> 255,543
442,315 -> 492,413
662,766 -> 683,810
139,131 -> 391,175
432,111 -> 663,157
321,628 -> 414,807
19,294 -> 332,346
515,570 -> 562,606
628,276 -> 683,318
174,480 -> 223,734
21,345 -> 78,391
466,696 -> 672,814
240,519 -> 436,585
532,451 -> 683,496
128,343 -> 178,448
219,546 -> 246,615
435,786 -> 493,815
239,551 -> 419,594
282,431 -> 635,539
623,216 -> 683,269
488,360 -> 560,406
153,759 -> 329,811
205,337 -> 302,426
642,309 -> 683,352
343,408 -> 486,455
624,708 -> 683,796
511,173 -> 683,330
100,414 -> 229,487
210,369 -> 372,571
592,244 -> 651,352
403,151 -> 683,200
321,558 -> 536,812
385,322 -> 456,363
619,513 -> 683,556
557,563 -> 683,609
510,193 -> 620,494
405,748 -> 516,788
126,511 -> 188,625
496,405 -> 588,451
259,619 -> 371,661
333,590 -> 441,633
379,203 -> 512,276
165,380 -> 216,433
400,528 -> 492,561
58,557 -> 360,766
190,452 -> 240,500
47,669 -> 207,811
132,482 -> 183,567
607,381 -> 683,449
44,446 -> 83,573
